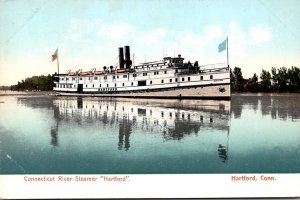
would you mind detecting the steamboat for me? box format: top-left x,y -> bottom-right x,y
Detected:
53,46 -> 230,99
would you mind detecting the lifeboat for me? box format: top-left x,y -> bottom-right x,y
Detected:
94,70 -> 104,75
79,71 -> 90,76
115,69 -> 128,73
68,72 -> 77,76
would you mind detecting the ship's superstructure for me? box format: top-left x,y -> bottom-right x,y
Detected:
53,46 -> 230,99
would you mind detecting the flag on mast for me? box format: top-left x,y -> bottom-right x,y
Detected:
52,48 -> 58,62
218,38 -> 227,53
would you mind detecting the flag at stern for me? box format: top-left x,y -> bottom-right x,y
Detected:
52,48 -> 58,62
218,38 -> 227,53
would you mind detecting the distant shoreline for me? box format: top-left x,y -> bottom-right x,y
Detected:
0,90 -> 55,96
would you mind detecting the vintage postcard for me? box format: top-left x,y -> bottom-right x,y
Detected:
0,0 -> 300,199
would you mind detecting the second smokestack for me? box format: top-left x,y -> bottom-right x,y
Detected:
124,46 -> 132,69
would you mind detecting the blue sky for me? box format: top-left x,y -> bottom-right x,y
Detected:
0,0 -> 299,85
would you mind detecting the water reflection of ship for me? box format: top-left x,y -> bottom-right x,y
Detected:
118,116 -> 132,150
52,97 -> 231,162
218,142 -> 228,163
16,94 -> 300,163
50,124 -> 58,146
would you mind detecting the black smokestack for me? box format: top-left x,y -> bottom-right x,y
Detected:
124,46 -> 132,69
119,47 -> 125,69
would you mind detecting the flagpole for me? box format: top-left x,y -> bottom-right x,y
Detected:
57,50 -> 60,82
226,37 -> 229,67
227,36 -> 229,68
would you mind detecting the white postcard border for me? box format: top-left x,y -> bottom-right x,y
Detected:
1,173 -> 300,199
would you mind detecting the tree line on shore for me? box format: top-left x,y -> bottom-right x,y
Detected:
231,66 -> 300,92
10,75 -> 54,91
3,65 -> 300,92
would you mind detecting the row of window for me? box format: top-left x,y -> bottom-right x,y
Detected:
57,75 -> 215,89
62,73 -> 212,83
98,88 -> 117,92
172,59 -> 183,64
61,71 -> 171,81
57,84 -> 73,88
62,72 -> 213,83
136,63 -> 165,68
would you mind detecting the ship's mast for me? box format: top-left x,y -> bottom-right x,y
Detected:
57,52 -> 60,77
133,53 -> 135,67
227,36 -> 229,68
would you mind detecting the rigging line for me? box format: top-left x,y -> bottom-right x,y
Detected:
5,0 -> 49,45
104,55 -> 119,67
133,55 -> 144,64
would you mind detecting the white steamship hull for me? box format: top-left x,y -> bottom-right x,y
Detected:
53,45 -> 231,99
55,84 -> 230,99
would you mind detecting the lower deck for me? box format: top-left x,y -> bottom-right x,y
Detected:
55,84 -> 231,100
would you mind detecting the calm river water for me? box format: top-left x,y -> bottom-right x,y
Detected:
0,94 -> 299,174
